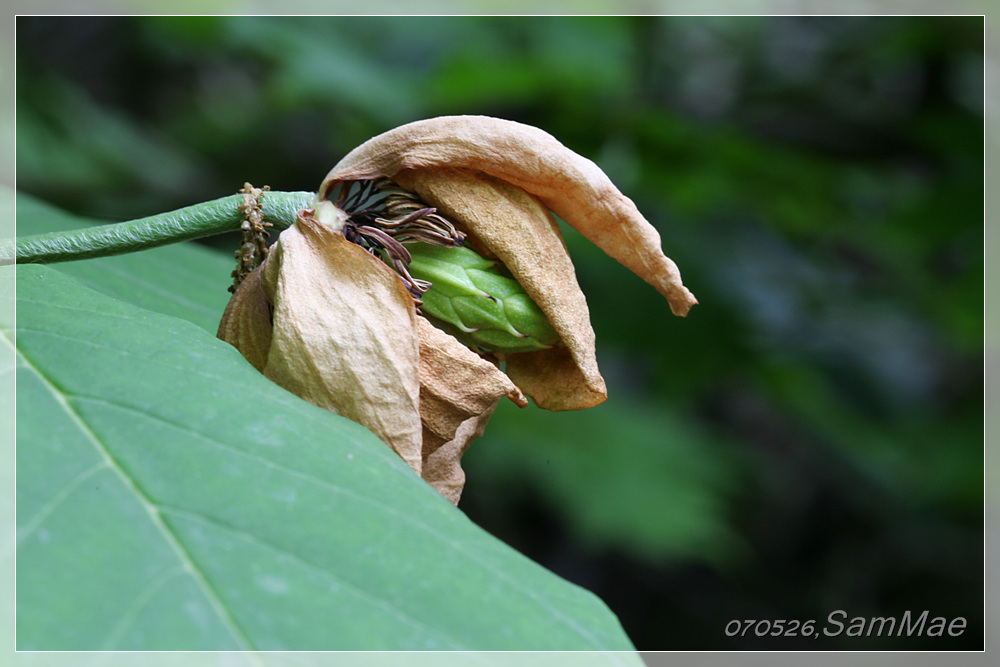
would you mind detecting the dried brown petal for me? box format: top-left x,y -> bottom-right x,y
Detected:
417,315 -> 525,442
421,407 -> 496,506
321,115 -> 697,317
415,316 -> 525,502
239,210 -> 423,475
396,168 -> 606,411
218,264 -> 272,372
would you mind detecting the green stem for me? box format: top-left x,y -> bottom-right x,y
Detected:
1,191 -> 316,265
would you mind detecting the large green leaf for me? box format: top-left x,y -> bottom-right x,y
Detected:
10,201 -> 640,656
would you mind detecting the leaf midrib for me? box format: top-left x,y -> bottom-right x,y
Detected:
71,395 -> 612,651
157,504 -> 460,649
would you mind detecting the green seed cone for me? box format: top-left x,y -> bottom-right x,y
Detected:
406,242 -> 561,354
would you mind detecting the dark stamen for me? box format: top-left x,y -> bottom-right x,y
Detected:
331,177 -> 467,301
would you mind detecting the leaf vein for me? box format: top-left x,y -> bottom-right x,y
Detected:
17,461 -> 107,546
158,505 -> 468,650
100,565 -> 188,650
14,345 -> 259,652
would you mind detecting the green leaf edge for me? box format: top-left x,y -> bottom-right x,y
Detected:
11,262 -> 640,658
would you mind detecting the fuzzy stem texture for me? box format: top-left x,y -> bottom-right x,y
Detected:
1,191 -> 315,265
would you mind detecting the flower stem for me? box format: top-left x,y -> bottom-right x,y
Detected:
1,191 -> 316,265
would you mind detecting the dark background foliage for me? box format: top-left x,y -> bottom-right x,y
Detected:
15,15 -> 984,650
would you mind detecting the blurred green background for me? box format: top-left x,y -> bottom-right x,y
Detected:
15,15 -> 983,650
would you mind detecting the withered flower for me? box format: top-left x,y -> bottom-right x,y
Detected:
219,115 -> 696,504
